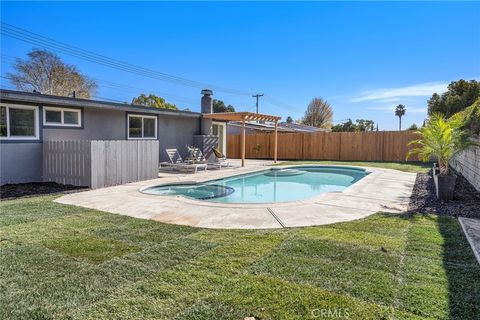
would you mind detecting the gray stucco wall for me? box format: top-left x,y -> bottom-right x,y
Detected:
1,105 -> 201,185
158,115 -> 201,161
43,108 -> 202,163
0,143 -> 43,184
43,108 -> 126,140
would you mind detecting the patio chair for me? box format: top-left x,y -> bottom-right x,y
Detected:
191,147 -> 230,169
160,148 -> 207,173
212,148 -> 231,168
160,148 -> 183,169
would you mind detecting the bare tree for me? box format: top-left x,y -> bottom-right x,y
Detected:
302,97 -> 333,128
7,49 -> 97,98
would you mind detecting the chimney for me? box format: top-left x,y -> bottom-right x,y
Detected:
201,89 -> 213,114
196,89 -> 218,158
200,89 -> 213,135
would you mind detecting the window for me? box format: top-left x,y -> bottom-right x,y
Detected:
0,104 -> 39,140
128,114 -> 157,139
43,107 -> 81,127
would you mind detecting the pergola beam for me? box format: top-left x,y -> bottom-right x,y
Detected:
203,112 -> 281,122
202,111 -> 281,167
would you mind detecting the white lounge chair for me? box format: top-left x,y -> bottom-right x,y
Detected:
212,148 -> 231,168
191,147 -> 230,169
160,148 -> 207,173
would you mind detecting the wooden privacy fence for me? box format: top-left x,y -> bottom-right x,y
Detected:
227,131 -> 419,162
43,140 -> 159,188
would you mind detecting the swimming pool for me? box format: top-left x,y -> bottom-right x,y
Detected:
141,166 -> 369,204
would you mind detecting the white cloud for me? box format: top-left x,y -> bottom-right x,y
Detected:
350,81 -> 448,103
367,106 -> 394,111
367,106 -> 426,114
375,97 -> 414,103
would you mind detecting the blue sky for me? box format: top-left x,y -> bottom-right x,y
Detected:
1,1 -> 479,130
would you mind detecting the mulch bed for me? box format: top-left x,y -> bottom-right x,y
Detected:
0,182 -> 88,200
408,169 -> 480,219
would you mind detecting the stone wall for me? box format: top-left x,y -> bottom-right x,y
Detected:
450,137 -> 480,191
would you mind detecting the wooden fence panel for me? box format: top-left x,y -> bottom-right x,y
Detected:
303,132 -> 340,160
276,133 -> 303,160
339,132 -> 384,161
338,132 -> 357,161
382,131 -> 418,161
226,131 -> 419,162
226,135 -> 240,158
43,140 -> 92,187
246,133 -> 271,158
43,140 -> 159,188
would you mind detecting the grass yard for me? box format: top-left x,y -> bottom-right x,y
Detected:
275,160 -> 431,173
1,193 -> 479,319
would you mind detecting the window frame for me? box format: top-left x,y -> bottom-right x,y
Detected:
127,114 -> 158,140
0,103 -> 40,141
43,106 -> 82,127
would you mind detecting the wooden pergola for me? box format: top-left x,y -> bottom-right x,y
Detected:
203,112 -> 282,167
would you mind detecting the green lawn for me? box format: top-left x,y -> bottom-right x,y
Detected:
1,194 -> 479,319
275,160 -> 431,173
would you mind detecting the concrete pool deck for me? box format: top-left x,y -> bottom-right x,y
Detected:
56,160 -> 417,229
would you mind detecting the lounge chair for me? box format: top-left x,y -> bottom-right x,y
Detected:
212,148 -> 231,168
191,147 -> 230,169
160,148 -> 207,173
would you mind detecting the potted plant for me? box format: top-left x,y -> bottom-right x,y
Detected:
407,113 -> 473,200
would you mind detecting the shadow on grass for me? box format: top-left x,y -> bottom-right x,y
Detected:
375,212 -> 480,319
438,217 -> 480,319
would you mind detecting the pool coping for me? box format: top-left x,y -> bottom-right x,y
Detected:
138,165 -> 373,209
55,162 -> 417,229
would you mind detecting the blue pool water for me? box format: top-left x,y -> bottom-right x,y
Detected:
142,166 -> 369,204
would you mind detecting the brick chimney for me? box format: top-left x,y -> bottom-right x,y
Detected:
196,89 -> 218,159
200,89 -> 213,135
201,89 -> 213,113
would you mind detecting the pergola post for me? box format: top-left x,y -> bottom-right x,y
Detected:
241,119 -> 246,167
201,112 -> 281,167
274,120 -> 278,163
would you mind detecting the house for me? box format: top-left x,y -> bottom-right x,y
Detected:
278,122 -> 330,133
226,121 -> 328,135
227,121 -> 295,135
0,89 -> 229,184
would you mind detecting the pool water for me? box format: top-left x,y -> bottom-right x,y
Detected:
142,166 -> 369,204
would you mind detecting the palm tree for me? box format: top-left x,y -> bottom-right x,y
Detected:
395,104 -> 406,130
407,113 -> 470,175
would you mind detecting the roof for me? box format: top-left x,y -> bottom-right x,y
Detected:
228,121 -> 330,133
0,89 -> 201,118
228,121 -> 295,132
202,111 -> 281,122
278,122 -> 330,132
